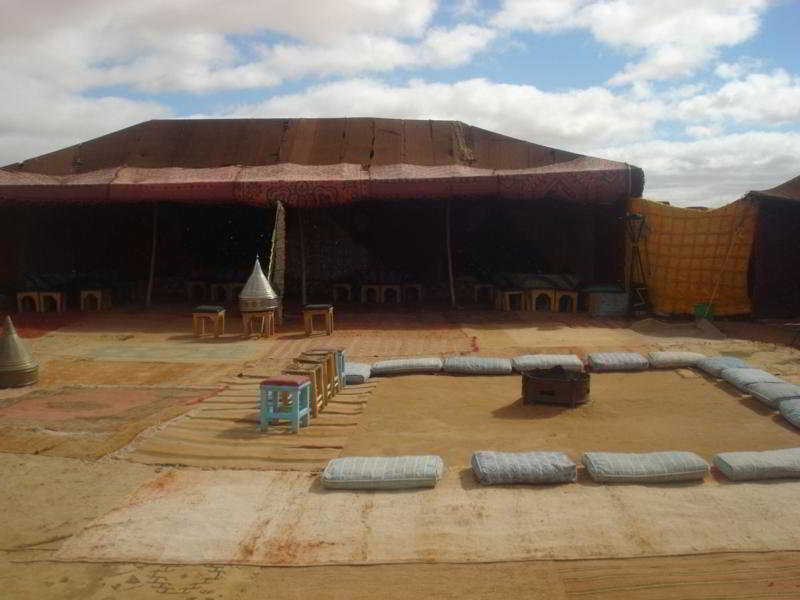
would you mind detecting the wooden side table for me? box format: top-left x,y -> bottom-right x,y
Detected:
360,284 -> 381,303
294,354 -> 333,403
241,310 -> 275,338
473,284 -> 495,304
380,284 -> 402,304
303,304 -> 334,336
80,289 -> 112,311
495,290 -> 524,311
16,292 -> 41,313
192,305 -> 225,337
525,289 -> 556,312
402,284 -> 423,303
283,365 -> 325,417
554,290 -> 579,313
303,349 -> 340,394
39,291 -> 66,313
332,283 -> 353,303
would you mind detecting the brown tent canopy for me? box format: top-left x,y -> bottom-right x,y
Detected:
0,118 -> 643,206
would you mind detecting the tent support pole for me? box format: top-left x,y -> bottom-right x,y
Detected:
445,199 -> 456,308
145,202 -> 159,309
299,209 -> 307,306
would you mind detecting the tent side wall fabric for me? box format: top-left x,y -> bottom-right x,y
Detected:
628,198 -> 757,316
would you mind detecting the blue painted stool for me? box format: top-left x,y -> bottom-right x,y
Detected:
309,346 -> 347,391
259,375 -> 311,433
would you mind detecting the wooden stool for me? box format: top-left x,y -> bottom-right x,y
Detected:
402,284 -> 423,303
310,346 -> 347,390
495,290 -> 524,311
294,354 -> 333,403
283,365 -> 325,417
473,283 -> 495,304
332,283 -> 353,302
525,289 -> 556,312
241,310 -> 275,338
80,289 -> 112,311
292,354 -> 335,410
192,305 -> 225,337
39,291 -> 66,313
554,290 -> 579,313
259,375 -> 311,433
303,304 -> 334,336
381,284 -> 402,304
186,280 -> 207,302
305,349 -> 341,394
16,292 -> 41,313
360,284 -> 381,303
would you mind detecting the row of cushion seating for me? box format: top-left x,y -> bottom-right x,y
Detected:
321,448 -> 800,489
343,353 -> 800,424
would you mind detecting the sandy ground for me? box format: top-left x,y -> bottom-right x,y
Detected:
3,307 -> 800,598
343,371 -> 800,465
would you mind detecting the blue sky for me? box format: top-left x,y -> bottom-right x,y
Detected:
2,0 -> 799,206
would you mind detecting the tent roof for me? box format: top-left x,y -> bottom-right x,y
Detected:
747,174 -> 800,203
0,118 -> 644,206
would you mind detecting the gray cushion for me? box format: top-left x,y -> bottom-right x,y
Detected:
512,354 -> 583,373
321,455 -> 444,490
719,367 -> 783,390
696,356 -> 750,377
471,451 -> 577,485
587,352 -> 649,372
582,451 -> 709,483
344,362 -> 371,385
749,382 -> 800,409
442,356 -> 513,375
780,398 -> 800,428
647,351 -> 706,369
713,448 -> 800,481
371,357 -> 443,376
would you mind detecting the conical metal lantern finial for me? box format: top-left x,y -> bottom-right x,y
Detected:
239,257 -> 278,312
0,316 -> 39,388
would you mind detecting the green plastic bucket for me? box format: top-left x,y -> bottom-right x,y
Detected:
693,303 -> 714,319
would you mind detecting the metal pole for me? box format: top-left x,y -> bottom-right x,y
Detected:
299,208 -> 307,306
445,199 -> 456,308
145,202 -> 159,308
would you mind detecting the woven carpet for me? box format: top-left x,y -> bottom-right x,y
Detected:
255,312 -> 472,361
57,467 -> 800,567
116,379 -> 374,471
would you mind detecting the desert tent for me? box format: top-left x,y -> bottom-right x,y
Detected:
0,118 -> 644,307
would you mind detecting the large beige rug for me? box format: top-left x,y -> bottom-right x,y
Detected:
57,467 -> 800,567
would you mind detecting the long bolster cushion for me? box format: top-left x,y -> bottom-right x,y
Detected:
647,351 -> 706,369
696,356 -> 750,377
713,448 -> 800,481
582,451 -> 709,483
443,356 -> 513,375
371,357 -> 443,376
719,367 -> 783,390
471,451 -> 577,485
321,455 -> 444,490
512,354 -> 584,373
587,352 -> 649,372
749,382 -> 800,409
344,362 -> 372,385
780,398 -> 800,428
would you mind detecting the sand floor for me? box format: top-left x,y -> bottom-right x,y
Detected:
3,307 -> 800,598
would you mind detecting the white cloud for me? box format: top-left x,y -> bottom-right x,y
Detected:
596,131 -> 800,206
492,0 -> 772,85
222,77 -> 664,148
676,69 -> 800,124
685,124 -> 724,138
715,57 -> 764,79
